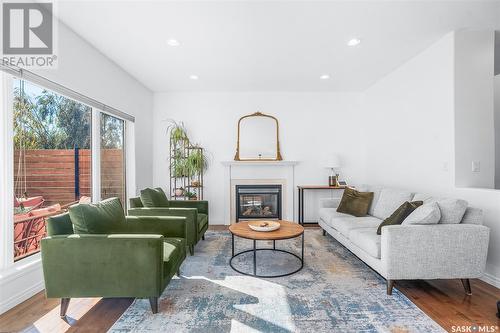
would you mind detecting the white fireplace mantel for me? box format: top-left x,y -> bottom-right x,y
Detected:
221,160 -> 300,225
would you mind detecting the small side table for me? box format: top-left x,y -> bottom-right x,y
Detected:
297,185 -> 346,225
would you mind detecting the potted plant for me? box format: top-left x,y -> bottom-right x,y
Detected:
185,191 -> 197,200
167,120 -> 189,148
185,147 -> 209,177
174,187 -> 184,197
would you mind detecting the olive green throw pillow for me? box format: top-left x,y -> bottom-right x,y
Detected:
376,200 -> 423,235
336,187 -> 374,217
69,197 -> 126,234
140,187 -> 169,208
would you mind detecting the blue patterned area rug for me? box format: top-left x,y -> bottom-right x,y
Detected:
108,229 -> 444,333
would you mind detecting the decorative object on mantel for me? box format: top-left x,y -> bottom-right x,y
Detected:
167,120 -> 208,200
324,154 -> 341,186
234,111 -> 283,161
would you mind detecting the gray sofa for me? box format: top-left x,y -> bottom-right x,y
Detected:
318,185 -> 490,295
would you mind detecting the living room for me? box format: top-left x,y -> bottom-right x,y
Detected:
0,1 -> 499,332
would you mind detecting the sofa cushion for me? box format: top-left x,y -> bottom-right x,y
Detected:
437,198 -> 468,224
377,201 -> 423,235
197,213 -> 208,232
349,227 -> 381,258
403,202 -> 441,225
319,208 -> 353,225
47,212 -> 74,236
140,187 -> 169,208
336,188 -> 374,217
368,186 -> 383,216
329,215 -> 382,237
129,197 -> 144,208
69,197 -> 126,234
461,207 -> 483,225
163,237 -> 185,262
372,188 -> 414,220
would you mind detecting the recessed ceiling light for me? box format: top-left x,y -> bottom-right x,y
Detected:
189,75 -> 199,80
167,39 -> 180,47
347,38 -> 361,46
320,74 -> 330,80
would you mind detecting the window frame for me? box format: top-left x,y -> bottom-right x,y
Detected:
0,73 -> 135,271
95,110 -> 128,208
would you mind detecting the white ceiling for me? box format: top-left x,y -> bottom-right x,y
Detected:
56,1 -> 500,92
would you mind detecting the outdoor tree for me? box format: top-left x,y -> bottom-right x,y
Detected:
14,84 -> 92,149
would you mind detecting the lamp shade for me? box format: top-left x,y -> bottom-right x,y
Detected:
324,154 -> 341,169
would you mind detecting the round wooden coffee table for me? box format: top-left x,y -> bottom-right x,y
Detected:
228,220 -> 305,278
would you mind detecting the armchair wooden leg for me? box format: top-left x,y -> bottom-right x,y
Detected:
189,245 -> 194,256
387,280 -> 395,295
202,235 -> 205,240
177,268 -> 181,276
149,297 -> 158,314
60,298 -> 70,318
461,279 -> 472,295
322,229 -> 326,236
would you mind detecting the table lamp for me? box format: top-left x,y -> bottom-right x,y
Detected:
324,154 -> 341,187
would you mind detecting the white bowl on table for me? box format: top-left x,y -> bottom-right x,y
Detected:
248,221 -> 281,232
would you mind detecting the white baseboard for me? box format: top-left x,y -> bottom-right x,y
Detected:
0,280 -> 45,315
208,220 -> 226,226
480,272 -> 500,289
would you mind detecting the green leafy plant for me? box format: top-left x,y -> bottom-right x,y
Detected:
172,158 -> 187,177
185,148 -> 209,177
167,120 -> 189,148
167,120 -> 209,201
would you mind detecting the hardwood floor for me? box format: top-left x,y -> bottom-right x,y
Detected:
1,226 -> 499,333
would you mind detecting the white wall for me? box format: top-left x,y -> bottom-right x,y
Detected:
0,21 -> 153,314
362,32 -> 500,287
455,30 -> 495,189
495,75 -> 500,188
33,23 -> 154,191
153,92 -> 365,225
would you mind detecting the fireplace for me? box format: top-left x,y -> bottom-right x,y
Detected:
235,184 -> 282,222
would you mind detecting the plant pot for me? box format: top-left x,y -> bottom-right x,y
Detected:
174,188 -> 184,197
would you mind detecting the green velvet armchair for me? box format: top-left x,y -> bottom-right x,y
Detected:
41,198 -> 187,315
129,188 -> 209,255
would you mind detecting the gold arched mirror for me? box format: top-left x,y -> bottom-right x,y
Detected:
234,112 -> 283,161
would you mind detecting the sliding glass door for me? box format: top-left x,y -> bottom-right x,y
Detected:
12,79 -> 92,261
100,113 -> 126,206
5,76 -> 131,263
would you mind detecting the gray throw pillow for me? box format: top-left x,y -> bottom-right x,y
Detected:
437,198 -> 467,224
402,202 -> 441,225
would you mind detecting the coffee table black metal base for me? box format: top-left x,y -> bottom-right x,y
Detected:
229,234 -> 304,278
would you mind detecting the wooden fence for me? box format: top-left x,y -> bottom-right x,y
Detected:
13,148 -> 124,261
14,149 -> 124,206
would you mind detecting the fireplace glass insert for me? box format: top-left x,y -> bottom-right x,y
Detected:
235,185 -> 282,222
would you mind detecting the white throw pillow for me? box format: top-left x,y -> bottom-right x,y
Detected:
412,193 -> 436,204
403,202 -> 441,225
437,198 -> 468,224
